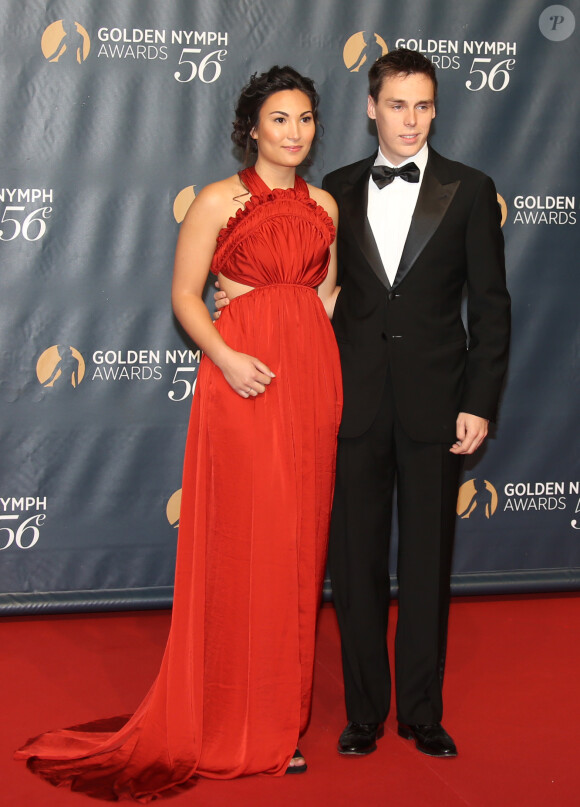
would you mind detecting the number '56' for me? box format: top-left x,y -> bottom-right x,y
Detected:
0,206 -> 52,241
0,514 -> 46,550
174,49 -> 227,83
466,58 -> 515,92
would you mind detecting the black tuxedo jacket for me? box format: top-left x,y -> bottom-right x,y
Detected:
323,148 -> 511,442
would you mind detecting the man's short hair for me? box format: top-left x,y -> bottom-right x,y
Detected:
368,48 -> 438,101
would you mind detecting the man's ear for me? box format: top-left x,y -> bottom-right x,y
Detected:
367,94 -> 377,121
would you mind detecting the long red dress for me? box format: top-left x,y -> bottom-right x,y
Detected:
15,167 -> 343,801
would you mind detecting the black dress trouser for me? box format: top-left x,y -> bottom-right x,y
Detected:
328,373 -> 462,726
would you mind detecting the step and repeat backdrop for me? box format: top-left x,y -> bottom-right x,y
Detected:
1,0 -> 579,613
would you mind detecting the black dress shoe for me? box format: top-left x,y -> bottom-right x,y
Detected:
338,721 -> 384,755
398,722 -> 457,757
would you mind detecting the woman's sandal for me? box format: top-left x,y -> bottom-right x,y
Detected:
285,748 -> 307,774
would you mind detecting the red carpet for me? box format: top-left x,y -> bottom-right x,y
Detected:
3,594 -> 579,806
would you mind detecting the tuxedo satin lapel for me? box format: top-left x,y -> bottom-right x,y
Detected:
342,166 -> 390,290
393,166 -> 460,288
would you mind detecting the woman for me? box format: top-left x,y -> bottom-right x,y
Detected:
16,66 -> 342,801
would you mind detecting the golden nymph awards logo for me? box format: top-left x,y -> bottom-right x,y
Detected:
36,345 -> 86,389
497,194 -> 508,227
457,478 -> 498,520
343,32 -> 388,72
166,489 -> 182,529
173,187 -> 196,224
41,20 -> 91,64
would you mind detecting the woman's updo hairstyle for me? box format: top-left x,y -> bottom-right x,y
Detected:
232,65 -> 320,162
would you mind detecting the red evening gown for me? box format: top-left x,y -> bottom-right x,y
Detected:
15,166 -> 342,801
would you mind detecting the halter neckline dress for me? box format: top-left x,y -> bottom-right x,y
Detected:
16,165 -> 342,801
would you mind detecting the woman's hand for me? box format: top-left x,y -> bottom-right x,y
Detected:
220,349 -> 275,398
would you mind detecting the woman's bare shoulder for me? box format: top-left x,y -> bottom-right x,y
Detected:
194,173 -> 248,207
307,183 -> 338,221
182,173 -> 249,227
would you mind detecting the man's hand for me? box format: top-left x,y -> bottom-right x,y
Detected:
450,413 -> 489,455
213,281 -> 230,320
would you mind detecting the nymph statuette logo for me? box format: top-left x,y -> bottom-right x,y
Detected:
36,346 -> 86,389
41,20 -> 91,64
166,489 -> 182,529
457,478 -> 498,520
173,187 -> 196,224
497,194 -> 508,227
343,32 -> 388,72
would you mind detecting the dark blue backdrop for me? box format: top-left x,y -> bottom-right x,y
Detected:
0,0 -> 578,613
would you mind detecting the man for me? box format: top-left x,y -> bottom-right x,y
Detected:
323,48 -> 510,759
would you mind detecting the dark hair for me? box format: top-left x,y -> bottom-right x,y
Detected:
368,48 -> 438,101
232,65 -> 320,162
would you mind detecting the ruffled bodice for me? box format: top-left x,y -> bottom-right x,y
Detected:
210,167 -> 335,288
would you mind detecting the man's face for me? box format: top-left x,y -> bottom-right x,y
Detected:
367,72 -> 436,165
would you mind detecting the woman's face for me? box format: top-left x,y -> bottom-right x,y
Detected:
251,89 -> 316,167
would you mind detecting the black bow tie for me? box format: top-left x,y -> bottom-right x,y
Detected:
371,162 -> 420,188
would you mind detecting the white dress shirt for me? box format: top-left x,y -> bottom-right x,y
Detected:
367,143 -> 429,286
